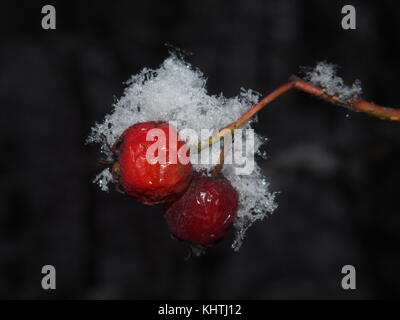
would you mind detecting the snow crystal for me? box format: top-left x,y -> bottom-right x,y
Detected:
304,62 -> 362,101
88,54 -> 277,250
93,168 -> 113,192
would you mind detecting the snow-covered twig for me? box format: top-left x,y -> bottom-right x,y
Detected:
199,73 -> 400,152
292,76 -> 400,121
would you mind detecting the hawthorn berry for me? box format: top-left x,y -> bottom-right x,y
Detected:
164,173 -> 239,246
112,121 -> 192,205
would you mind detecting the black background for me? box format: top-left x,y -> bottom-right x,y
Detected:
1,0 -> 400,299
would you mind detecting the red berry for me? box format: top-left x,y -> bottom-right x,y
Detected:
112,121 -> 192,205
164,173 -> 239,246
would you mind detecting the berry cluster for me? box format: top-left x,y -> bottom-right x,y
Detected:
90,55 -> 396,255
105,121 -> 239,250
88,56 -> 278,253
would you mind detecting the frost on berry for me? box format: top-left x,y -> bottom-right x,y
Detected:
304,61 -> 362,102
87,54 -> 277,250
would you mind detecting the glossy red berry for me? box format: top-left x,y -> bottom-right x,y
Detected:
112,121 -> 192,205
164,173 -> 239,246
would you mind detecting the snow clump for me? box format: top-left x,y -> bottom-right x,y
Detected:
304,61 -> 362,102
87,54 -> 277,250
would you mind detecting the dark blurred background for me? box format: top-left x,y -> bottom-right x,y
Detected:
1,0 -> 400,299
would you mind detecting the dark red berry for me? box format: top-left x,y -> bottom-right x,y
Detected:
112,121 -> 192,205
164,173 -> 239,246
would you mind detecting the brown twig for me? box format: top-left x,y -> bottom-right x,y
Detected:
291,76 -> 400,121
194,76 -> 400,152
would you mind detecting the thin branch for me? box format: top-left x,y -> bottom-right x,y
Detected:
193,76 -> 400,152
291,76 -> 400,121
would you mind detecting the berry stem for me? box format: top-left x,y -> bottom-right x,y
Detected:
193,81 -> 293,152
211,132 -> 232,177
195,76 -> 400,151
